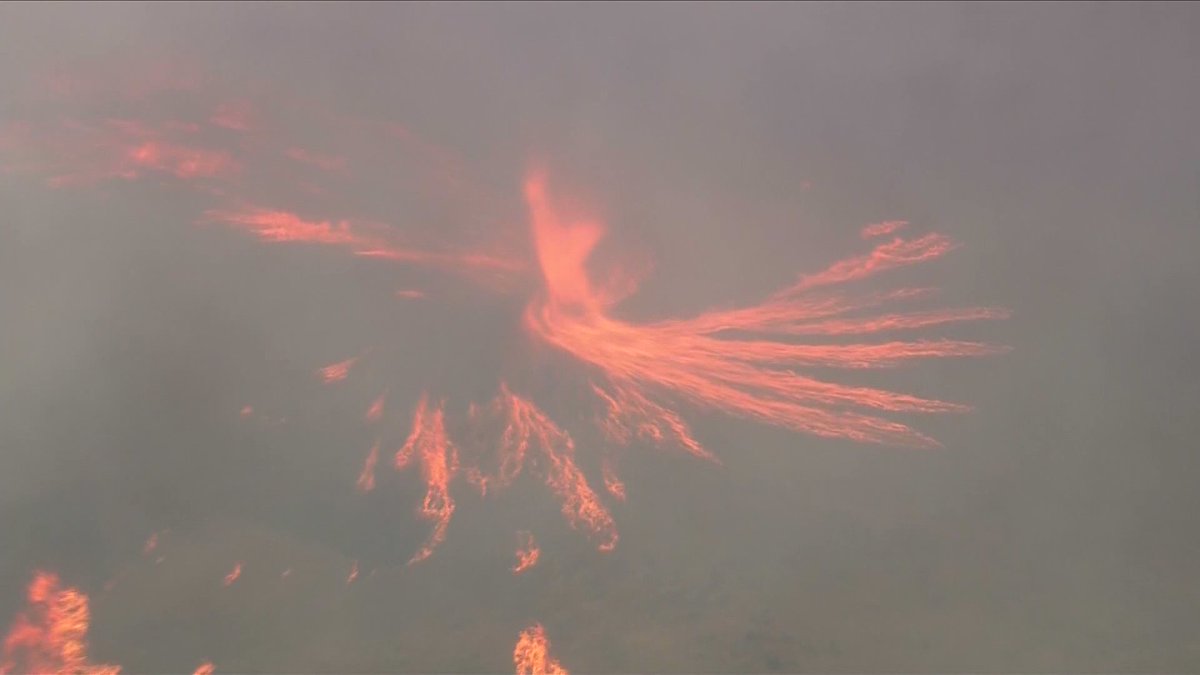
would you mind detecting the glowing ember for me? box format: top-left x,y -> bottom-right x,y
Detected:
513,531 -> 540,575
346,561 -> 360,586
469,384 -> 617,552
366,393 -> 388,422
513,623 -> 568,675
356,441 -> 380,493
222,562 -> 242,587
318,356 -> 358,384
1,571 -> 121,675
394,395 -> 460,565
861,219 -> 908,239
192,663 -> 215,675
522,173 -> 1008,450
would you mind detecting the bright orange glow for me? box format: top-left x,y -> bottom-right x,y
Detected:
346,561 -> 360,586
192,662 -> 215,675
522,173 -> 1008,450
318,356 -> 358,384
469,383 -> 617,552
126,141 -> 235,179
394,395 -> 460,565
512,531 -> 540,575
1,571 -> 121,675
513,623 -> 568,675
222,562 -> 242,587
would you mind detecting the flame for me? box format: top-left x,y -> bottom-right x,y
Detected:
394,395 -> 460,564
366,393 -> 387,422
1,571 -> 121,675
356,441 -> 380,493
513,623 -> 568,675
192,663 -> 215,675
861,219 -> 908,239
521,173 -> 1008,450
222,563 -> 242,587
318,357 -> 358,384
346,561 -> 360,586
206,207 -> 524,279
469,384 -> 617,552
512,531 -> 540,575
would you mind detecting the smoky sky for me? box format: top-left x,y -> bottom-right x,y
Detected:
1,2 -> 1199,673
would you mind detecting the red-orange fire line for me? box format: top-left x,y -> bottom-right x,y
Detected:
521,173 -> 1008,450
318,356 -> 358,384
1,571 -> 121,675
394,394 -> 459,565
206,207 -> 526,280
357,441 -> 380,493
366,393 -> 387,422
512,531 -> 540,575
469,383 -> 618,552
222,562 -> 242,587
513,623 -> 568,675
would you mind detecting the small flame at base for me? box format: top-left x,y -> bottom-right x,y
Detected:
513,623 -> 568,675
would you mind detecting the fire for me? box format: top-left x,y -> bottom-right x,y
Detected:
192,663 -> 215,675
468,384 -> 617,552
513,623 -> 568,675
222,562 -> 242,587
512,531 -> 540,575
521,173 -> 1008,451
346,561 -> 360,586
318,356 -> 358,384
365,393 -> 387,422
1,571 -> 121,675
394,395 -> 460,565
356,441 -> 380,493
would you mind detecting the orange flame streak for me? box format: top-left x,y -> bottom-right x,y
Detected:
472,384 -> 618,552
1,571 -> 121,675
192,663 -> 215,675
206,207 -> 525,280
512,531 -> 540,575
318,356 -> 358,384
861,219 -> 908,239
394,394 -> 459,565
126,141 -> 235,179
600,457 -> 626,502
366,393 -> 387,422
522,173 -> 1008,450
591,381 -> 715,462
222,562 -> 242,587
513,623 -> 568,675
395,289 -> 427,300
346,561 -> 359,586
357,441 -> 380,493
